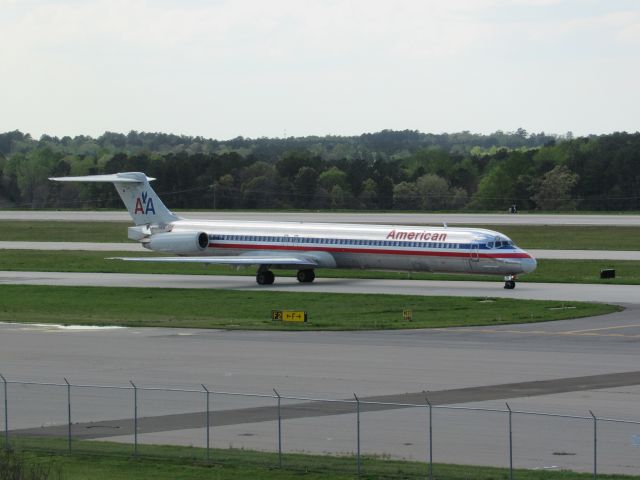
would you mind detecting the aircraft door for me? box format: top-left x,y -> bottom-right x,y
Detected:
470,243 -> 480,262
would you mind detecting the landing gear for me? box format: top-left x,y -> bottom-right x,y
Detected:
504,275 -> 516,290
256,270 -> 275,285
296,269 -> 316,283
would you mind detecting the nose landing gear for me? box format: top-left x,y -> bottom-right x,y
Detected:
504,275 -> 516,289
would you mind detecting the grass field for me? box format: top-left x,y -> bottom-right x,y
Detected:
0,249 -> 638,285
1,220 -> 640,250
0,285 -> 617,330
0,220 -> 131,243
4,437 -> 636,480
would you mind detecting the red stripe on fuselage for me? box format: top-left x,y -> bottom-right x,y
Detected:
208,242 -> 531,259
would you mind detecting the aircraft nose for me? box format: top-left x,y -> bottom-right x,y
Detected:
521,255 -> 537,274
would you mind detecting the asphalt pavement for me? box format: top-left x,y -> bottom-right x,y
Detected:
1,270 -> 639,303
2,210 -> 640,225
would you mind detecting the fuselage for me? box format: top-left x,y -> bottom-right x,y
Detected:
161,219 -> 537,276
50,172 -> 536,287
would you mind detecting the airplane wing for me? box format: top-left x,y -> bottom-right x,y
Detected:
108,255 -> 319,267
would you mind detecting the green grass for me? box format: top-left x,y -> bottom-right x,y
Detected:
0,285 -> 617,330
4,437 -> 636,480
2,221 -> 640,250
482,224 -> 640,250
0,220 -> 133,243
521,259 -> 640,284
0,249 -> 639,285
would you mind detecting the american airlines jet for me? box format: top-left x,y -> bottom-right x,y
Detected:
50,172 -> 536,289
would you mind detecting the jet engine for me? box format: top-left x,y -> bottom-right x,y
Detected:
147,231 -> 209,254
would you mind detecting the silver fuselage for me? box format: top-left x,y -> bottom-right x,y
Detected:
165,220 -> 536,276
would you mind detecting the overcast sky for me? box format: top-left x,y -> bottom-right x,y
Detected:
1,0 -> 638,139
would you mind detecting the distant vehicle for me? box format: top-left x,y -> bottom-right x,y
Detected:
50,172 -> 536,289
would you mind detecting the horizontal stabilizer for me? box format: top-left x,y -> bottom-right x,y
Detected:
49,171 -> 177,226
49,173 -> 155,183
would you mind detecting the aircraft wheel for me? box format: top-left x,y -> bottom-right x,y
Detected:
296,269 -> 316,283
257,271 -> 275,285
504,280 -> 516,289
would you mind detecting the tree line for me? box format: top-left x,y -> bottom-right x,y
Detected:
0,129 -> 638,211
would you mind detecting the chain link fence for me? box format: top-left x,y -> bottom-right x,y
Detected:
1,374 -> 640,477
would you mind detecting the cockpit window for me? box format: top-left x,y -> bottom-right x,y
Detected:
491,236 -> 515,249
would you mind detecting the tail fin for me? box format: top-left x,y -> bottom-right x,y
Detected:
49,172 -> 180,226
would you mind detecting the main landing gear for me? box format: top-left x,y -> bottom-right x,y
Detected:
296,269 -> 315,283
255,268 -> 317,285
256,270 -> 275,285
504,275 -> 516,290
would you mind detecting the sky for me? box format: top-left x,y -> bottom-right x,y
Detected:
1,0 -> 638,140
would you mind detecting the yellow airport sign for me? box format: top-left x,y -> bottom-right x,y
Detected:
403,309 -> 413,321
272,310 -> 308,323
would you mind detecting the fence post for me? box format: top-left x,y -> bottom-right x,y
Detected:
505,403 -> 513,480
64,378 -> 71,453
130,381 -> 138,457
354,393 -> 361,475
590,410 -> 597,480
202,384 -> 211,462
426,397 -> 433,480
273,389 -> 282,468
0,374 -> 8,450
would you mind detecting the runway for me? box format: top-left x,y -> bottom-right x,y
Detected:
2,210 -> 640,225
2,241 -> 639,260
1,270 -> 639,303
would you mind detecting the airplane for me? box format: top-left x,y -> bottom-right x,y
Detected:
50,172 -> 536,289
